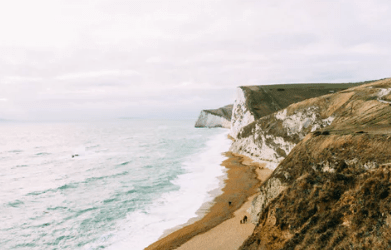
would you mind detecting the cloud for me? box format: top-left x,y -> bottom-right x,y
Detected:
146,57 -> 164,63
1,76 -> 43,83
0,0 -> 391,120
55,70 -> 140,81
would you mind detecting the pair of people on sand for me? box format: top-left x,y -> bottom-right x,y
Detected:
240,215 -> 247,224
228,201 -> 248,224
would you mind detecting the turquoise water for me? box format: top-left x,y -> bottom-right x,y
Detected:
0,119 -> 231,249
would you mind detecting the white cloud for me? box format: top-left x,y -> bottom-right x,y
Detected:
146,57 -> 164,63
55,70 -> 140,81
0,0 -> 391,120
1,76 -> 43,83
349,43 -> 387,54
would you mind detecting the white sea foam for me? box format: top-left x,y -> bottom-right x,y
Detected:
105,130 -> 231,250
0,120 -> 230,250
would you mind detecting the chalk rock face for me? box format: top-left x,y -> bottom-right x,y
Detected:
194,104 -> 233,128
194,110 -> 231,128
231,87 -> 256,138
229,82 -> 367,139
232,103 -> 337,223
248,177 -> 286,224
230,105 -> 335,170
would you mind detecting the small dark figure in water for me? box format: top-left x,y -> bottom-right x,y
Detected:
228,201 -> 232,206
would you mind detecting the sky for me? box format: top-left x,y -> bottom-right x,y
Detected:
0,0 -> 391,121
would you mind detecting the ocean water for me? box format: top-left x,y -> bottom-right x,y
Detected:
0,119 -> 231,250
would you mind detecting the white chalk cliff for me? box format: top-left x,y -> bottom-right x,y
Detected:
230,79 -> 385,226
240,78 -> 391,249
229,83 -> 361,139
195,104 -> 233,128
230,87 -> 256,138
196,79 -> 391,248
196,80 -> 377,228
230,105 -> 335,170
228,82 -> 368,166
195,110 -> 231,128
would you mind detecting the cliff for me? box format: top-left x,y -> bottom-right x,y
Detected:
234,78 -> 391,249
230,82 -> 374,138
195,104 -> 233,128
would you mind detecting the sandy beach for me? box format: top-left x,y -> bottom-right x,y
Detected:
145,152 -> 272,250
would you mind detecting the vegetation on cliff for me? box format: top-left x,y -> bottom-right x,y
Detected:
230,81 -> 374,138
241,133 -> 391,249
239,82 -> 370,121
237,78 -> 391,249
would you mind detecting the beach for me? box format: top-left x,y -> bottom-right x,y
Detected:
146,152 -> 272,250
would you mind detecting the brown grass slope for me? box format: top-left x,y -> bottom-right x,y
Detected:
240,78 -> 391,249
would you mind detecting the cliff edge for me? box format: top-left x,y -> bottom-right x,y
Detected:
235,78 -> 391,249
195,104 -> 233,128
230,82 -> 374,138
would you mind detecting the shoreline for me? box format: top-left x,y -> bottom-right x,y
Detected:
158,172 -> 228,240
145,152 -> 272,250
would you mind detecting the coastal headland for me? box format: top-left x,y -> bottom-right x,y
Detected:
148,78 -> 391,249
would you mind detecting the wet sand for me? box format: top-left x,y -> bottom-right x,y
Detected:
145,152 -> 272,250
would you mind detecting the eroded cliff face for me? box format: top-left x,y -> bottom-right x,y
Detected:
230,105 -> 335,170
195,110 -> 231,128
230,80 -> 384,168
231,87 -> 256,137
238,78 -> 391,249
194,104 -> 233,128
229,82 -> 369,139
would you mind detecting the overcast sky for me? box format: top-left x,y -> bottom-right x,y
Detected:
0,0 -> 390,121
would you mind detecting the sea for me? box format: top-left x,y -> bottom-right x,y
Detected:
0,119 -> 231,250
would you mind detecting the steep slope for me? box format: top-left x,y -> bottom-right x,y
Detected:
230,79 -> 386,169
237,78 -> 391,249
230,81 -> 374,138
195,104 -> 233,128
241,132 -> 391,249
